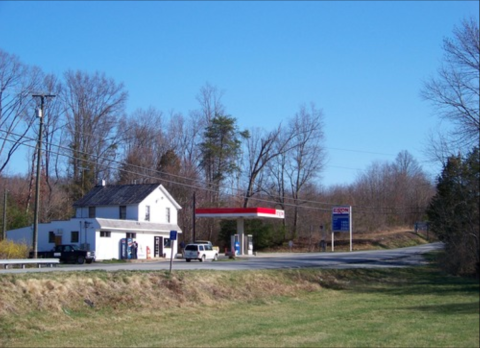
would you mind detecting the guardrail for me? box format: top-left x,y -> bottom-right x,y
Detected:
0,258 -> 60,269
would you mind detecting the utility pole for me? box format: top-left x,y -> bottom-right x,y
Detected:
1,188 -> 6,241
192,191 -> 196,243
31,94 -> 55,258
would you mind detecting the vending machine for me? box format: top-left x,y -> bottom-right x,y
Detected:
120,238 -> 133,259
231,234 -> 240,256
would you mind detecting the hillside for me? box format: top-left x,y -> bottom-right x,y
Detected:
266,227 -> 434,253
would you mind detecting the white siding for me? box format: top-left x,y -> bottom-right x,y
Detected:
139,188 -> 179,224
95,206 -> 117,219
127,205 -> 139,220
6,226 -> 32,247
7,219 -> 97,253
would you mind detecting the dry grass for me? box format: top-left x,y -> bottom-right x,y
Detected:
0,226 -> 432,317
0,266 -> 478,348
0,270 -> 324,317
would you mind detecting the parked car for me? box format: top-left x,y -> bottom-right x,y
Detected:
184,243 -> 218,262
29,244 -> 95,264
192,240 -> 219,252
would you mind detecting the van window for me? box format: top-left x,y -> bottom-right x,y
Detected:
185,245 -> 198,251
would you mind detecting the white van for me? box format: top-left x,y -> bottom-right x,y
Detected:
184,243 -> 218,262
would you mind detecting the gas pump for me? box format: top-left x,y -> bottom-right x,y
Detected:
231,234 -> 240,256
246,234 -> 253,255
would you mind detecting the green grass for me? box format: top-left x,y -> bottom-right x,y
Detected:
0,258 -> 478,347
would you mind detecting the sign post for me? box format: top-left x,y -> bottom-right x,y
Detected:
169,230 -> 177,273
331,206 -> 353,252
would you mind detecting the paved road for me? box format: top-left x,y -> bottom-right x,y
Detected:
1,242 -> 443,274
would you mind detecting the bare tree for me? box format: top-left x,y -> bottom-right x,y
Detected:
193,83 -> 227,208
422,17 -> 479,156
26,73 -> 66,222
242,124 -> 296,208
168,111 -> 203,172
61,70 -> 127,199
166,111 -> 213,242
243,126 -> 279,208
195,82 -> 225,124
285,103 -> 326,239
0,49 -> 43,174
117,107 -> 167,184
266,132 -> 288,213
351,151 -> 434,232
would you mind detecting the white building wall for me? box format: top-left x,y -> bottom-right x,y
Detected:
94,230 -> 121,260
7,222 -> 179,261
93,230 -> 177,260
95,206 -> 118,219
76,205 -> 140,220
139,188 -> 179,224
76,207 -> 87,218
6,226 -> 32,247
127,205 -> 139,220
7,219 -> 97,252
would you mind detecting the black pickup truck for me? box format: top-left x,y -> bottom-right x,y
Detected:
29,244 -> 95,264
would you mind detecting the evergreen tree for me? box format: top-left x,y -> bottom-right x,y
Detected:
199,114 -> 249,203
427,147 -> 479,277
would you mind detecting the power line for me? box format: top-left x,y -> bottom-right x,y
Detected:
0,132 -> 339,211
0,129 -> 434,214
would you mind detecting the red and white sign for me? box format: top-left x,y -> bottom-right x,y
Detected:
196,207 -> 285,219
332,206 -> 350,214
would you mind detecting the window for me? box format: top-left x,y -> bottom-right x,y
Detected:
166,207 -> 171,223
145,205 -> 150,221
48,231 -> 55,243
119,206 -> 126,219
126,232 -> 136,239
164,238 -> 171,248
71,231 -> 79,243
88,206 -> 96,218
100,231 -> 111,238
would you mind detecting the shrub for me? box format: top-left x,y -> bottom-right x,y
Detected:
0,240 -> 30,259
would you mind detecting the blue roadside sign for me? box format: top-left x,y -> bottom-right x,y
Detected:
170,230 -> 177,240
332,206 -> 351,232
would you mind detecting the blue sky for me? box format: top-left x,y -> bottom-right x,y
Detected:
0,1 -> 478,187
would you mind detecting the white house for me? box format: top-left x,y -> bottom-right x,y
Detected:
7,182 -> 182,260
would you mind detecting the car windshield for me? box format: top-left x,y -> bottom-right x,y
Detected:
185,245 -> 198,251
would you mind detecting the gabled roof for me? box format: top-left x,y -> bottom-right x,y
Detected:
73,183 -> 162,207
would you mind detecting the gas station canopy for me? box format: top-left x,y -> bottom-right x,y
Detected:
195,207 -> 285,219
195,207 -> 285,256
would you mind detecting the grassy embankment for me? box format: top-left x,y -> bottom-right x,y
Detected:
0,228 -> 478,347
